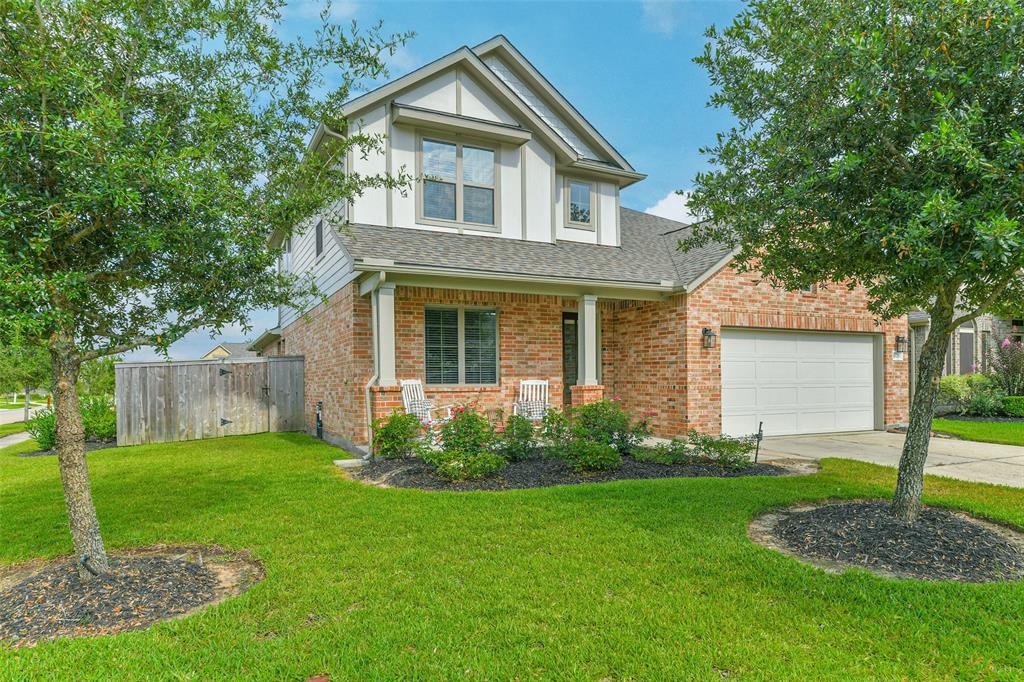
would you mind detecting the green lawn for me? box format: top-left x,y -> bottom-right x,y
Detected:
0,422 -> 26,438
933,418 -> 1024,447
2,434 -> 1023,680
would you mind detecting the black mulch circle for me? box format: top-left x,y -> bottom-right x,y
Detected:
355,454 -> 790,492
766,501 -> 1024,583
0,555 -> 217,645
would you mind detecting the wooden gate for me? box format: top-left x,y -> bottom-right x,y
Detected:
115,356 -> 304,446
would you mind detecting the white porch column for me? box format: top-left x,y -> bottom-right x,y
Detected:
577,294 -> 599,386
375,282 -> 397,387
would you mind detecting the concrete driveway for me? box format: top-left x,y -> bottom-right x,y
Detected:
759,431 -> 1024,488
0,407 -> 40,426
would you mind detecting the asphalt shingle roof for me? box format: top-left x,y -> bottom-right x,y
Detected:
338,207 -> 733,290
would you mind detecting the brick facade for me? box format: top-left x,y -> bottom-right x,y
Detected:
282,264 -> 911,450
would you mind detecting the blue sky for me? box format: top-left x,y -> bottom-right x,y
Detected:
124,0 -> 743,361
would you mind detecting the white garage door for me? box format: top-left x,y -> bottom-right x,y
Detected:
721,330 -> 876,437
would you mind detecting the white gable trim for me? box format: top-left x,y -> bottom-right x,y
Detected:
340,47 -> 578,163
473,35 -> 636,173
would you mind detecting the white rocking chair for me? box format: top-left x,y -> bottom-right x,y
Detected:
512,380 -> 551,421
400,380 -> 453,438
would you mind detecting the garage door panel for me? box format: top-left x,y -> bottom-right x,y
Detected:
759,360 -> 799,381
723,387 -> 758,409
800,386 -> 836,405
760,386 -> 799,406
721,330 -> 877,437
798,361 -> 836,381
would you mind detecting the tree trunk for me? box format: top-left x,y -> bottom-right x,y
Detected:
891,308 -> 955,522
51,344 -> 109,577
24,385 -> 31,423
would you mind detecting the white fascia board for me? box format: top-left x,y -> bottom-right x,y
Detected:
340,47 -> 578,163
352,261 -> 674,300
472,35 -> 636,173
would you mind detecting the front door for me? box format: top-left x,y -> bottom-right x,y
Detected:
562,313 -> 578,407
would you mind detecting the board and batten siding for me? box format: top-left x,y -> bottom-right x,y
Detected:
115,356 -> 304,446
345,58 -> 621,247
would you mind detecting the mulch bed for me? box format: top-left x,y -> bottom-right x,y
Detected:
354,454 -> 793,492
19,439 -> 115,458
751,501 -> 1024,583
0,545 -> 264,646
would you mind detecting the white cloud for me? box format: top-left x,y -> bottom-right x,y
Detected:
642,0 -> 678,36
644,190 -> 697,225
285,0 -> 359,22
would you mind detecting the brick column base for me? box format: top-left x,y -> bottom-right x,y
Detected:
570,384 -> 605,409
368,385 -> 404,443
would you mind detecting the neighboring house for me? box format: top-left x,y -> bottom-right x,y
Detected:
907,311 -> 1024,395
201,342 -> 259,360
251,35 -> 910,451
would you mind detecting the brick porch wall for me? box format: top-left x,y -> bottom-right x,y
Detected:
393,287 -> 571,422
278,282 -> 374,447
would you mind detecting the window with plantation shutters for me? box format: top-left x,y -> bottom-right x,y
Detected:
423,306 -> 498,385
424,308 -> 459,384
464,310 -> 497,384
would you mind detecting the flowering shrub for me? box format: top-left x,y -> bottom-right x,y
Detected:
497,414 -> 536,461
440,405 -> 496,454
570,399 -> 651,454
563,438 -> 621,472
540,408 -> 572,458
372,411 -> 426,459
992,338 -> 1024,396
423,448 -> 506,481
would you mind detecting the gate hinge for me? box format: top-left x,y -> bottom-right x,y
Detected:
219,368 -> 232,376
220,418 -> 232,426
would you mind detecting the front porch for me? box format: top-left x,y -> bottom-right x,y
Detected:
363,278 -> 612,429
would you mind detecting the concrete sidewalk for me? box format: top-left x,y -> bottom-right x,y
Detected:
759,430 -> 1024,488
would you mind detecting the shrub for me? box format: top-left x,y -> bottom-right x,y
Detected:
992,338 -> 1024,396
439,406 -> 495,454
965,388 -> 1005,417
563,438 -> 621,472
686,430 -> 755,470
497,414 -> 536,461
540,408 -> 572,458
423,448 -> 506,481
571,399 -> 650,454
632,438 -> 696,465
1002,396 -> 1024,418
26,408 -> 56,450
80,395 -> 116,441
372,411 -> 426,459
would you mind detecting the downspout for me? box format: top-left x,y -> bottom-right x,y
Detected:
364,282 -> 381,456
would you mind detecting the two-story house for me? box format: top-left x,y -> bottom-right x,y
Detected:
250,36 -> 910,452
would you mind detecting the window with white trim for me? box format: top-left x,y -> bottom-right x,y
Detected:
421,138 -> 496,227
566,179 -> 593,227
424,306 -> 498,385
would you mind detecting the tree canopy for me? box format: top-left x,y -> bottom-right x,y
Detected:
0,0 -> 410,575
686,0 -> 1024,520
687,0 -> 1024,324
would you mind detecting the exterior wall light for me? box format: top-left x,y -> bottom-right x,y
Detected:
895,335 -> 908,354
701,327 -> 718,349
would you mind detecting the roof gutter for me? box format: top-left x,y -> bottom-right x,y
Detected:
352,260 -> 677,294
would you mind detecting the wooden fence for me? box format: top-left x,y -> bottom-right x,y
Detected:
115,356 -> 304,446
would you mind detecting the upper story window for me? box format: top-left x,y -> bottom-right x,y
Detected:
314,219 -> 324,257
421,138 -> 497,229
566,179 -> 593,228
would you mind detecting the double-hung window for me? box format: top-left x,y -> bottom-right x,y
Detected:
424,307 -> 498,385
566,179 -> 594,228
421,138 -> 496,228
